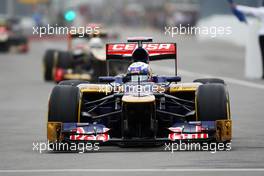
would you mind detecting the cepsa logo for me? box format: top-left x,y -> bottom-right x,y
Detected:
110,43 -> 173,51
107,43 -> 176,55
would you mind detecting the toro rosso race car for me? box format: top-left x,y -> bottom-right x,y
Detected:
47,38 -> 232,148
43,29 -> 125,83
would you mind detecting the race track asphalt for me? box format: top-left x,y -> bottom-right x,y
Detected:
0,27 -> 264,176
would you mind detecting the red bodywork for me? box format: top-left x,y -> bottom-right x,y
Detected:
54,68 -> 64,82
106,43 -> 176,56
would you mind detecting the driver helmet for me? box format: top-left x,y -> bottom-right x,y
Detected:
127,62 -> 152,82
88,37 -> 104,49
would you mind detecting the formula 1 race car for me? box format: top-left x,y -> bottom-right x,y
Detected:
0,18 -> 28,53
43,29 -> 126,83
47,38 -> 232,149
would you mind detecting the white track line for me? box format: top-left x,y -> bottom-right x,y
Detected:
0,168 -> 264,173
152,64 -> 264,90
178,69 -> 264,90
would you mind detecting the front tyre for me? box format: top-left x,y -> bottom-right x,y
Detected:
196,84 -> 231,143
196,84 -> 230,121
48,85 -> 80,123
47,85 -> 81,151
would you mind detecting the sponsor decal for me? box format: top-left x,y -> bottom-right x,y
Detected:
107,43 -> 176,55
69,127 -> 109,142
168,125 -> 208,140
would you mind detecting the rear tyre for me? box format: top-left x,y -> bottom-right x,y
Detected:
194,78 -> 225,84
19,37 -> 28,53
57,51 -> 73,69
0,42 -> 9,52
19,37 -> 28,44
43,49 -> 57,81
48,85 -> 80,123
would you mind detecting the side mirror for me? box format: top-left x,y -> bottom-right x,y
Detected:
153,76 -> 181,83
166,76 -> 181,83
98,76 -> 115,83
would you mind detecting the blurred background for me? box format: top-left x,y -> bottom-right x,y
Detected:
1,1 -> 264,172
1,0 -> 264,79
0,0 -> 261,43
1,0 -> 264,84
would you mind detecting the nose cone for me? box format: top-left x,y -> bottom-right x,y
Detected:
122,95 -> 155,103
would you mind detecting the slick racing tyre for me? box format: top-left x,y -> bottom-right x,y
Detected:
43,49 -> 57,81
18,37 -> 28,45
18,37 -> 29,53
196,83 -> 230,121
48,85 -> 80,123
193,78 -> 225,84
0,42 -> 9,52
57,51 -> 73,69
48,85 -> 81,152
196,84 -> 231,145
58,80 -> 89,87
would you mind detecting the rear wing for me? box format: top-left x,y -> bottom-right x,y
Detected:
106,42 -> 177,75
69,32 -> 108,39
